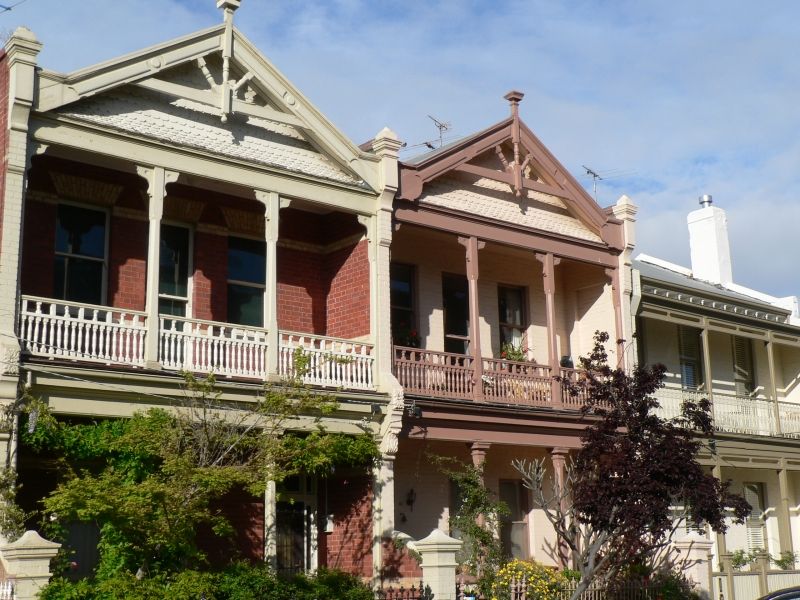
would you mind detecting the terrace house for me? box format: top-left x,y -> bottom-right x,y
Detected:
634,196 -> 800,581
0,3 -> 406,580
387,92 -> 636,568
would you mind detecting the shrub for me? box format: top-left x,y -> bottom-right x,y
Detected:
491,559 -> 567,600
40,565 -> 373,600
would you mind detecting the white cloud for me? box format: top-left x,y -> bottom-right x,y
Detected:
7,0 -> 800,296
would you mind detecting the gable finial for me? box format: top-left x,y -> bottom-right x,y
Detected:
217,0 -> 241,25
504,90 -> 524,119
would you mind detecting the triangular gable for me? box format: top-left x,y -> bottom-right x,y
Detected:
35,22 -> 378,190
398,91 -> 621,248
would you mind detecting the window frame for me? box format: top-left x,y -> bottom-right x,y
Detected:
678,325 -> 704,390
497,284 -> 527,351
442,272 -> 470,355
53,201 -> 110,306
157,221 -> 193,318
390,262 -> 418,347
226,234 -> 267,327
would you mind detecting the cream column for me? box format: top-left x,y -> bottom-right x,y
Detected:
141,166 -> 177,368
551,447 -> 570,568
256,190 -> 280,377
711,464 -> 728,558
470,442 -> 490,528
264,480 -> 277,569
0,29 -> 41,379
767,339 -> 782,436
700,318 -> 714,408
459,236 -> 485,399
536,253 -> 562,406
778,464 -> 794,556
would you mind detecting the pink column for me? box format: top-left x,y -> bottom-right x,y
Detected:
536,253 -> 562,407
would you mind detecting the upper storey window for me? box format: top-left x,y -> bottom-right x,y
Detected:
227,236 -> 266,327
498,286 -> 525,352
442,273 -> 469,355
54,204 -> 107,305
390,263 -> 417,347
678,325 -> 704,390
159,224 -> 191,317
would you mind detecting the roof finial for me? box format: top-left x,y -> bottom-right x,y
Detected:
504,90 -> 524,119
217,0 -> 241,25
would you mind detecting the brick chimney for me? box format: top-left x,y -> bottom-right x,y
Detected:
687,194 -> 733,286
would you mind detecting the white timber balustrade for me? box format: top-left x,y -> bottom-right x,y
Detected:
279,331 -> 374,390
159,316 -> 268,379
712,393 -> 777,437
18,296 -> 146,366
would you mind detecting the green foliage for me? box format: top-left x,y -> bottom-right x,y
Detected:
0,467 -> 28,540
772,550 -> 798,570
17,370 -> 378,582
39,566 -> 373,600
433,456 -> 508,597
499,341 -> 527,362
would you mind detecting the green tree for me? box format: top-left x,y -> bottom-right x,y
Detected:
19,367 -> 378,584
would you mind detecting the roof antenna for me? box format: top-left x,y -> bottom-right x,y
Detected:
427,115 -> 451,149
582,165 -> 603,201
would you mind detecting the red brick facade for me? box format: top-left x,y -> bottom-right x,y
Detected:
193,231 -> 228,321
108,216 -> 147,311
277,246 -> 328,334
319,474 -> 374,577
326,239 -> 370,339
20,200 -> 55,298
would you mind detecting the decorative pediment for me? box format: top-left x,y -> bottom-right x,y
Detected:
398,92 -> 623,249
34,4 -> 378,190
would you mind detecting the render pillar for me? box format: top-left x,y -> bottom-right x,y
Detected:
369,128 -> 403,393
604,267 -> 625,368
0,29 -> 41,381
372,454 -> 396,584
0,530 -> 60,600
673,534 -> 714,600
410,529 -> 462,600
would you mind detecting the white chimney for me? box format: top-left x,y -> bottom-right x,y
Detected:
687,194 -> 733,286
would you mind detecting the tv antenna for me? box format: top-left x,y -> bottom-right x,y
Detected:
582,165 -> 603,201
427,115 -> 451,149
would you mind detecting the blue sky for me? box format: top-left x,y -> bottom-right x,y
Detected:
6,0 -> 800,297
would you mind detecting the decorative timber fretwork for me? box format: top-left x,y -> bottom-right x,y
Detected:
33,2 -> 380,191
397,91 -> 624,252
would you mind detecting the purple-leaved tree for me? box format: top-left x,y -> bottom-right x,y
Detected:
514,332 -> 751,598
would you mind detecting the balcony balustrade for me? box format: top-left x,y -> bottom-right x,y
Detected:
279,332 -> 374,390
482,357 -> 550,406
160,316 -> 268,379
18,296 -> 374,391
19,296 -> 147,366
652,386 -> 800,440
393,347 -> 475,400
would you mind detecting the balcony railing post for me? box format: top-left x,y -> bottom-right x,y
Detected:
536,253 -> 562,407
458,236 -> 485,401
